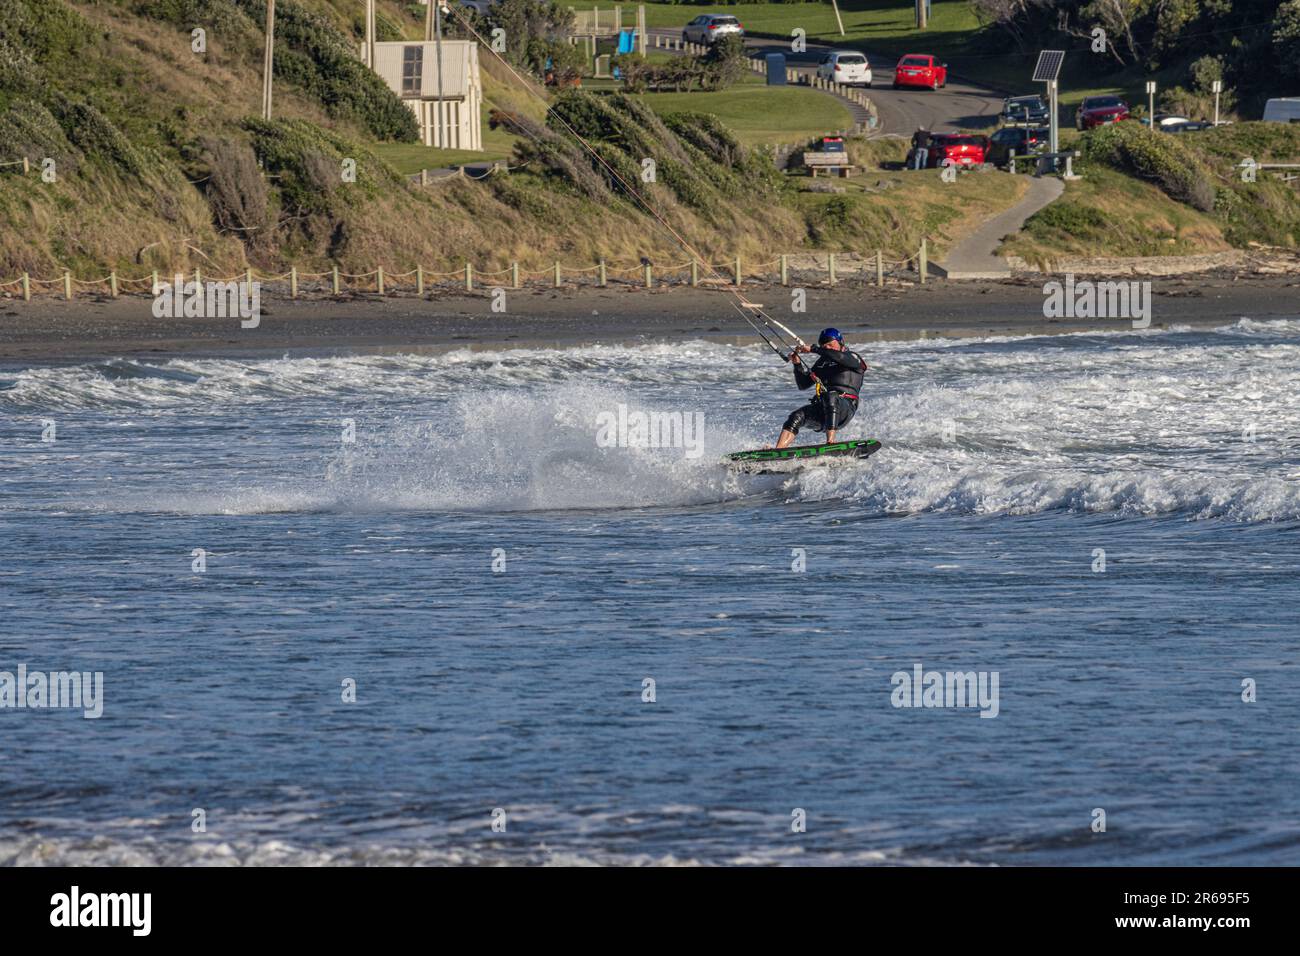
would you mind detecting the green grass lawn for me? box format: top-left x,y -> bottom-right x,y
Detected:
638,82 -> 854,145
372,112 -> 519,173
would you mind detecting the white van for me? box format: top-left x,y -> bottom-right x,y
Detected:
1263,98 -> 1300,123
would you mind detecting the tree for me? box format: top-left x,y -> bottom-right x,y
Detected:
484,0 -> 576,77
1274,0 -> 1300,87
699,34 -> 746,91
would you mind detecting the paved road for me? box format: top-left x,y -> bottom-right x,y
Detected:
646,28 -> 1006,138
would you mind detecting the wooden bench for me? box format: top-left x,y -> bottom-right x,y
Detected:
802,152 -> 855,178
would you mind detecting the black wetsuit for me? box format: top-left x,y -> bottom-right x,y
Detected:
783,345 -> 867,436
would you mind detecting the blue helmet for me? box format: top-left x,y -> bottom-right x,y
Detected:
818,327 -> 843,345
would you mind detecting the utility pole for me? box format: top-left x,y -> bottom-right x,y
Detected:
1146,80 -> 1157,130
261,0 -> 275,120
435,2 -> 445,148
1048,79 -> 1058,154
365,0 -> 376,68
1212,79 -> 1222,126
916,0 -> 927,30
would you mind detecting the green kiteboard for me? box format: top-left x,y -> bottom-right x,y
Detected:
726,439 -> 881,473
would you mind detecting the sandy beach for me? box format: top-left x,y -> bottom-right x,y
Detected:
2,274 -> 1297,362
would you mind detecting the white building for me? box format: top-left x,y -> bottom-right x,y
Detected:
363,40 -> 483,150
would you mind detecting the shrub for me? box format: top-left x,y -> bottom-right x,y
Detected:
200,136 -> 271,248
1081,122 -> 1216,212
699,34 -> 746,92
0,97 -> 78,172
48,93 -> 146,176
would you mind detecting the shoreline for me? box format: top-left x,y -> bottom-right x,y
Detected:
2,276 -> 1297,363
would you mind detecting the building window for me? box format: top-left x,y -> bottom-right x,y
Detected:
402,46 -> 423,97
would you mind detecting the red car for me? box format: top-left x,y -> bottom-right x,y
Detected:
1075,94 -> 1131,130
893,54 -> 947,90
926,133 -> 988,168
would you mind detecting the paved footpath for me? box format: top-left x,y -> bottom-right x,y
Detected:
937,175 -> 1066,279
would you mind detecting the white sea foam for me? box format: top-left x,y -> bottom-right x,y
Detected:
4,320 -> 1298,521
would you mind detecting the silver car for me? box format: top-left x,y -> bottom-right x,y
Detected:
682,14 -> 744,45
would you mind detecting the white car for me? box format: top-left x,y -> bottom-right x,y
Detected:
682,15 -> 744,45
817,51 -> 872,88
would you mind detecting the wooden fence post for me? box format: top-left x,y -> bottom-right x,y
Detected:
780,254 -> 788,286
416,264 -> 424,296
554,261 -> 561,288
109,271 -> 118,298
876,250 -> 884,287
919,239 -> 927,284
511,261 -> 520,289
377,266 -> 385,295
828,253 -> 836,286
290,265 -> 298,298
332,265 -> 340,295
733,256 -> 741,287
691,260 -> 699,287
63,270 -> 72,300
151,270 -> 159,295
464,263 -> 472,292
598,259 -> 606,287
644,261 -> 652,288
194,268 -> 201,288
21,272 -> 30,302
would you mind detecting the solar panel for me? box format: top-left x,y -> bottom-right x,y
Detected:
1032,50 -> 1065,83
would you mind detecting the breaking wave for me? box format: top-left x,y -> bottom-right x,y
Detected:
3,319 -> 1298,521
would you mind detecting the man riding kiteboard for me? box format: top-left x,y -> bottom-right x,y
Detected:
775,328 -> 867,448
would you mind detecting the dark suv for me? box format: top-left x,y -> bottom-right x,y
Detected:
986,126 -> 1050,166
1002,94 -> 1049,125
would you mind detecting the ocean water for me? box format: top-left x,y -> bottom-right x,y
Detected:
1,318 -> 1298,866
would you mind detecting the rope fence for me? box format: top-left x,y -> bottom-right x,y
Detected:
0,241 -> 933,302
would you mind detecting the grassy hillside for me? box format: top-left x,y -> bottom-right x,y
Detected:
1,1 -> 1290,283
0,0 -> 1012,281
1003,122 -> 1300,263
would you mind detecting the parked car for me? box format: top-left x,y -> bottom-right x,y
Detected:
458,0 -> 496,14
1002,94 -> 1049,125
925,132 -> 987,168
817,136 -> 846,153
985,126 -> 1049,166
1166,120 -> 1213,133
817,51 -> 872,88
1140,113 -> 1192,130
682,14 -> 744,45
1075,95 -> 1131,129
1263,98 -> 1300,123
893,54 -> 947,90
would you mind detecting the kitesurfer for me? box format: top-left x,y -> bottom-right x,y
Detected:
775,328 -> 867,448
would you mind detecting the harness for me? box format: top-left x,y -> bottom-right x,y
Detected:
809,352 -> 865,432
